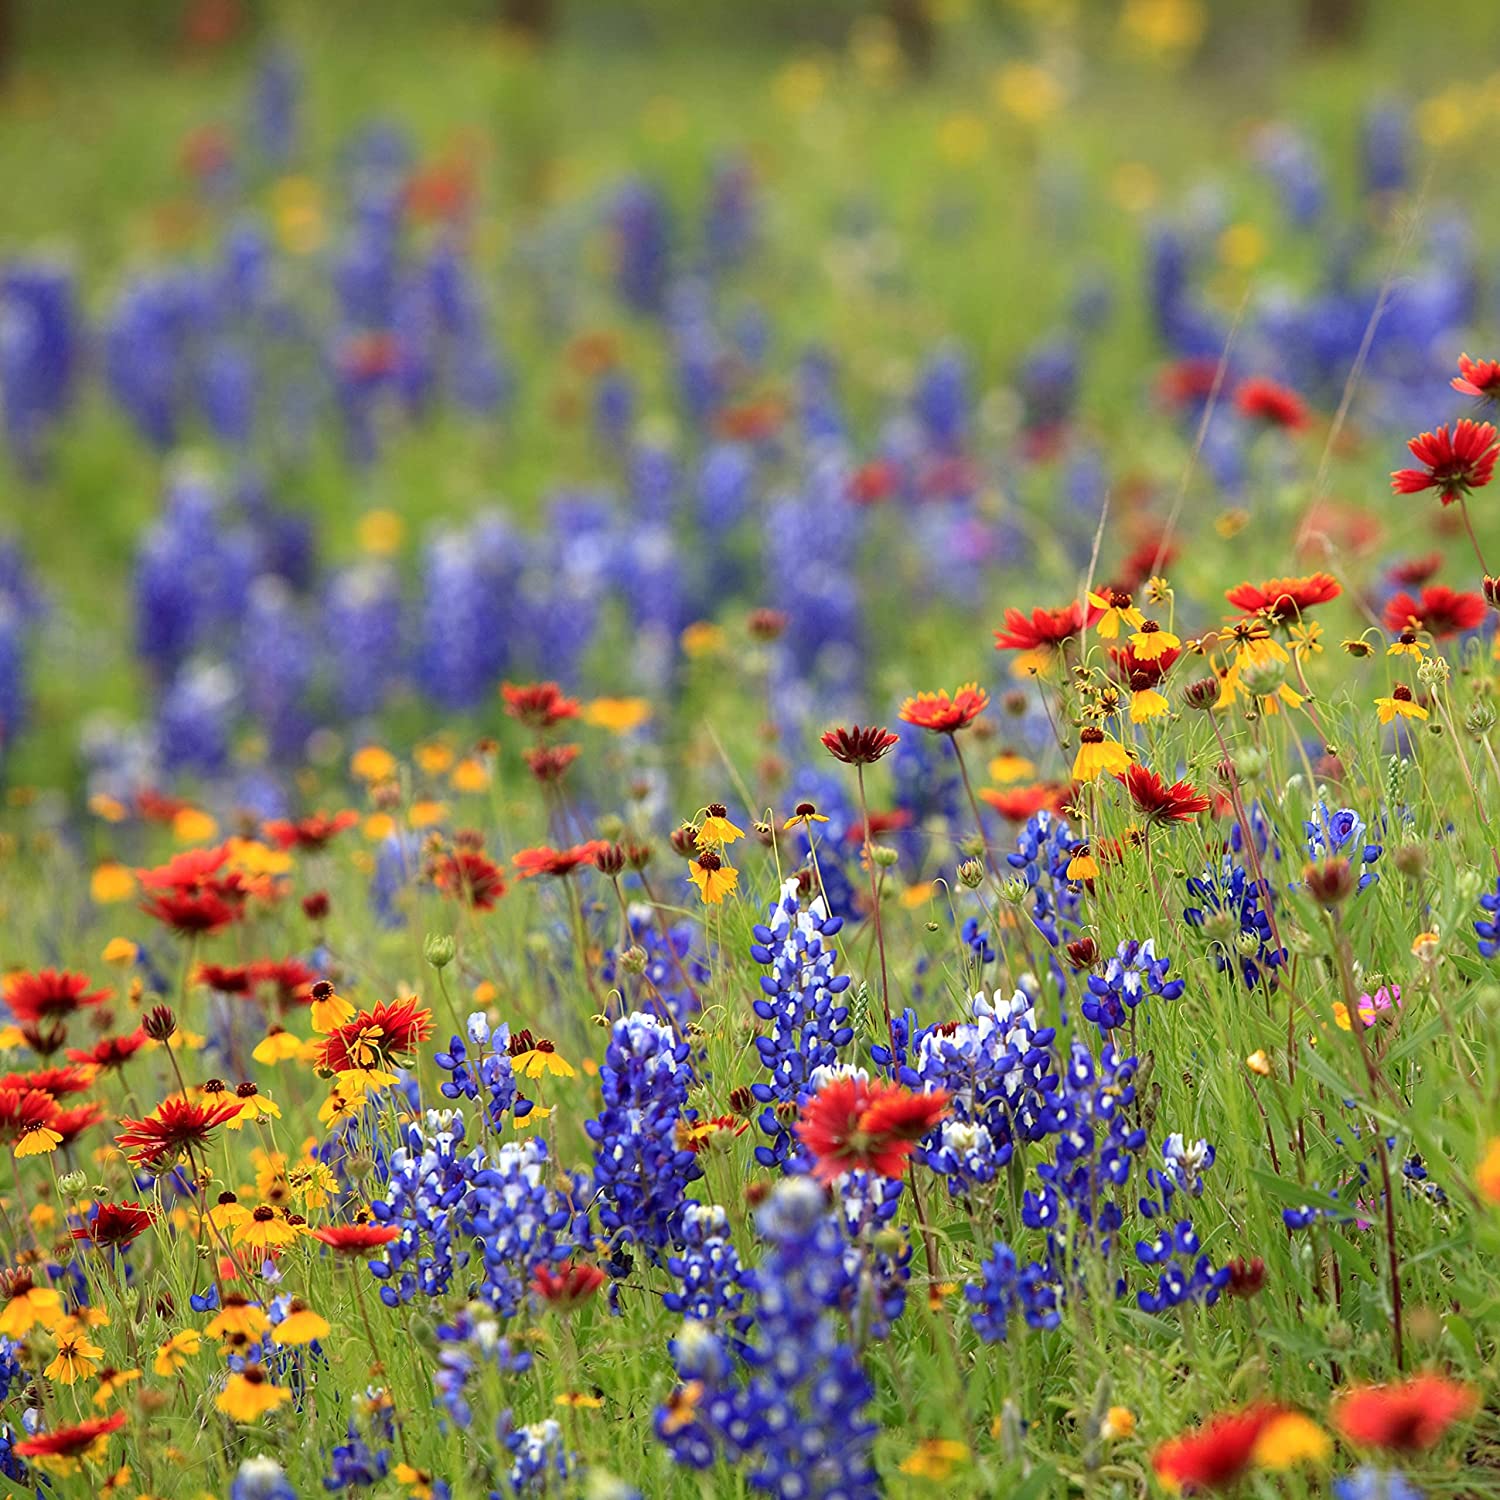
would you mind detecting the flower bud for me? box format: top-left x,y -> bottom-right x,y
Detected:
1065,937 -> 1099,970
58,1171 -> 87,1198
957,858 -> 985,889
1465,700 -> 1497,737
619,945 -> 648,976
1485,575 -> 1500,610
1304,856 -> 1355,907
1239,658 -> 1287,697
1182,676 -> 1220,711
999,875 -> 1029,903
670,824 -> 700,858
1392,843 -> 1427,880
871,844 -> 900,869
424,933 -> 456,969
1232,746 -> 1267,782
594,843 -> 627,878
143,1005 -> 177,1042
625,841 -> 653,872
301,890 -> 330,922
1225,1256 -> 1266,1298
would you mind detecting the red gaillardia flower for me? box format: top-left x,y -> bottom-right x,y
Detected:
1151,1404 -> 1286,1494
262,811 -> 359,851
980,782 -> 1073,822
1388,552 -> 1445,587
136,844 -> 250,934
140,886 -> 241,937
12,1411 -> 127,1474
501,680 -> 580,729
431,848 -> 507,910
1391,419 -> 1500,505
196,963 -> 257,996
1382,584 -> 1487,639
523,743 -> 581,783
71,1201 -> 155,1250
899,684 -> 989,735
1225,572 -> 1341,624
531,1261 -> 607,1311
1452,353 -> 1500,401
993,600 -> 1102,653
1119,764 -> 1212,826
316,997 -> 435,1078
66,1029 -> 147,1071
0,1064 -> 96,1098
1235,376 -> 1310,431
49,1104 -> 106,1146
513,841 -> 610,880
0,1088 -> 61,1156
114,1093 -> 244,1166
250,957 -> 321,1011
2,970 -> 111,1024
821,724 -> 900,766
1331,1374 -> 1478,1454
794,1076 -> 951,1184
312,1222 -> 401,1257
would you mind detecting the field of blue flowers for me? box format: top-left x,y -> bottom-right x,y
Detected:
0,2 -> 1499,1496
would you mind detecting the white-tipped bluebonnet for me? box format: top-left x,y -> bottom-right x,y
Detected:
1081,938 -> 1184,1034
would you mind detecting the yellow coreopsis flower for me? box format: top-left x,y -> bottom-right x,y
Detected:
153,1328 -> 203,1376
987,751 -> 1035,784
217,1367 -> 292,1422
449,757 -> 490,793
206,1297 -> 270,1343
1087,589 -> 1145,640
90,862 -> 136,904
697,805 -> 744,848
1128,621 -> 1180,661
272,1302 -> 331,1346
1375,685 -> 1428,724
583,696 -> 652,733
1387,630 -> 1426,661
45,1328 -> 104,1384
415,740 -> 455,775
898,1438 -> 970,1480
351,746 -> 397,783
511,1046 -> 577,1080
252,1028 -> 305,1065
1072,727 -> 1130,782
1253,1412 -> 1330,1470
687,853 -> 738,905
1129,687 -> 1170,723
172,807 -> 218,843
93,1368 -> 141,1408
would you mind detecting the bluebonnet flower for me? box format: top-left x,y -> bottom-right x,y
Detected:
155,661 -> 237,777
1360,104 -> 1410,198
324,562 -> 402,720
966,1243 -> 1062,1341
662,1203 -> 752,1342
1305,803 -> 1382,891
1184,857 -> 1286,989
433,1014 -> 536,1133
1134,1218 -> 1228,1313
0,597 -> 26,762
432,1304 -> 533,1431
323,1421 -> 389,1490
1251,123 -> 1327,228
1335,1468 -> 1424,1500
586,1013 -> 701,1259
656,1177 -> 880,1499
232,1456 -> 297,1500
1474,875 -> 1500,959
0,259 -> 78,477
368,1112 -> 577,1315
703,154 -> 758,272
611,180 -> 672,317
601,905 -> 707,1024
240,576 -> 313,762
1081,938 -> 1184,1033
252,47 -> 300,167
748,878 -> 854,1167
505,1418 -> 572,1496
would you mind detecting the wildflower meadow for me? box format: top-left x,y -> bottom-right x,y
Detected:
2,1 -> 1500,1495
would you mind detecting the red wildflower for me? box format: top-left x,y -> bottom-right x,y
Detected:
2,970 -> 111,1025
1383,584 -> 1487,639
794,1076 -> 951,1184
716,395 -> 787,443
501,680 -> 580,729
1157,357 -> 1222,408
66,1030 -> 147,1071
431,849 -> 507,910
1332,1374 -> 1478,1453
114,1094 -> 244,1166
513,841 -> 610,880
899,683 -> 989,735
262,811 -> 358,851
250,958 -> 321,1011
1388,552 -> 1444,587
0,1065 -> 96,1098
72,1201 -> 155,1249
530,1261 -> 607,1310
1152,1405 -> 1285,1494
1119,764 -> 1211,825
1391,419 -> 1499,505
993,600 -> 1101,653
49,1104 -> 106,1145
13,1411 -> 127,1467
1234,376 -> 1310,430
821,724 -> 900,765
1111,533 -> 1179,595
141,887 -> 242,936
1225,572 -> 1341,623
523,744 -> 581,783
311,1222 -> 401,1257
340,331 -> 399,382
137,844 -> 233,890
844,809 -> 913,846
134,788 -> 189,823
0,1088 -> 60,1148
979,782 -> 1072,822
1452,353 -> 1500,401
317,998 -> 434,1076
1110,642 -> 1180,690
197,963 -> 257,995
848,460 -> 896,505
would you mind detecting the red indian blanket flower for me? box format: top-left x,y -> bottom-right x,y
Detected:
1391,419 -> 1500,504
431,848 -> 507,910
317,998 -> 434,1076
262,810 -> 359,851
844,809 -> 913,846
1452,353 -> 1500,401
501,680 -> 580,729
2,970 -> 111,1024
140,887 -> 242,936
1235,376 -> 1310,430
513,841 -> 610,880
523,744 -> 580,783
0,1064 -> 97,1098
0,1088 -> 60,1149
1225,572 -> 1341,623
898,684 -> 989,735
1119,764 -> 1211,825
66,1030 -> 147,1071
795,1076 -> 951,1184
821,724 -> 900,766
1152,1405 -> 1286,1494
993,600 -> 1102,652
312,1222 -> 401,1256
50,1104 -> 106,1145
1388,552 -> 1445,586
71,1201 -> 155,1249
114,1094 -> 244,1165
196,963 -> 257,996
250,957 -> 321,1010
1332,1374 -> 1478,1453
980,782 -> 1073,822
1382,584 -> 1487,639
1110,642 -> 1179,690
531,1261 -> 607,1309
13,1411 -> 127,1469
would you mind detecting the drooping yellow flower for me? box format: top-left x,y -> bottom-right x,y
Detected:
89,793 -> 128,823
217,1367 -> 292,1422
697,805 -> 744,848
1128,621 -> 1180,661
318,1090 -> 363,1129
351,746 -> 397,783
272,1303 -> 331,1346
310,986 -> 356,1035
235,1208 -> 303,1254
252,1029 -> 305,1066
1066,845 -> 1100,882
1129,687 -> 1170,723
554,1391 -> 605,1409
898,1438 -> 970,1480
153,1328 -> 203,1376
987,751 -> 1035,784
1252,1412 -> 1330,1470
1387,631 -> 1426,661
1071,727 -> 1131,782
206,1297 -> 270,1343
223,1087 -> 280,1129
687,854 -> 738,905
1376,685 -> 1428,724
90,863 -> 136,905
93,1368 -> 141,1408
583,697 -> 652,733
101,937 -> 138,967
15,1118 -> 62,1158
1087,589 -> 1145,640
363,812 -> 396,842
511,1046 -> 576,1080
